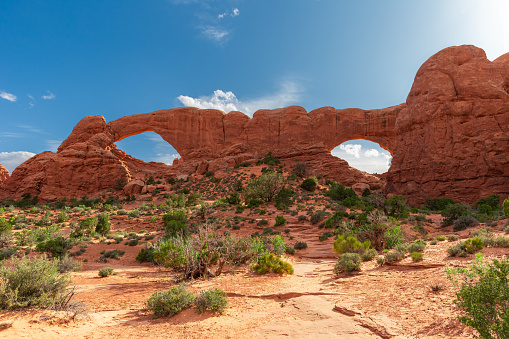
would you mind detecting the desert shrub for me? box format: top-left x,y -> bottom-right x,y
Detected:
257,219 -> 268,226
361,248 -> 377,262
128,209 -> 141,219
35,236 -> 74,258
446,254 -> 509,338
57,254 -> 81,273
385,195 -> 408,217
448,235 -> 459,242
319,231 -> 333,241
411,252 -> 424,262
95,213 -> 111,236
384,250 -> 405,262
226,192 -> 241,205
0,219 -> 12,235
447,239 -> 483,257
274,187 -> 294,209
476,195 -> 500,210
163,209 -> 188,238
310,211 -> 327,225
194,288 -> 229,315
362,188 -> 371,197
70,217 -> 97,239
294,242 -> 307,250
260,152 -> 280,166
285,246 -> 295,255
447,242 -> 468,257
326,182 -> 357,201
333,235 -> 370,255
292,163 -> 309,178
98,267 -> 114,277
275,215 -> 286,226
300,177 -> 317,192
333,253 -> 361,274
493,236 -> 509,248
324,211 -> 346,228
503,198 -> 509,219
425,197 -> 455,211
126,239 -> 139,246
243,173 -> 284,202
270,235 -> 286,256
407,239 -> 427,253
0,255 -> 71,309
56,211 -> 68,223
441,204 -> 469,226
136,246 -> 156,263
251,253 -> 293,275
298,215 -> 308,222
453,215 -> 479,232
99,250 -> 125,262
436,235 -> 446,241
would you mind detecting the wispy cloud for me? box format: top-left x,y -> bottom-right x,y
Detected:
17,124 -> 46,134
27,94 -> 35,108
177,80 -> 303,116
201,26 -> 230,42
0,132 -> 25,138
218,7 -> 239,19
46,140 -> 62,152
42,91 -> 55,100
0,91 -> 17,102
0,151 -> 36,173
332,144 -> 392,174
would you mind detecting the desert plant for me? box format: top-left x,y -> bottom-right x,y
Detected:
446,254 -> 509,338
504,198 -> 509,219
146,284 -> 195,318
333,235 -> 370,255
411,251 -> 423,262
436,235 -> 446,241
325,182 -> 357,201
243,173 -> 284,203
442,204 -> 469,226
194,288 -> 229,315
361,248 -> 378,261
275,215 -> 286,226
300,177 -> 317,192
70,217 -> 97,239
0,255 -> 71,309
292,163 -> 309,178
294,242 -> 307,250
98,267 -> 114,277
35,236 -> 74,258
57,254 -> 82,273
333,253 -> 361,274
407,239 -> 427,253
384,250 -> 405,262
453,215 -> 479,232
95,213 -> 111,236
251,253 -> 294,275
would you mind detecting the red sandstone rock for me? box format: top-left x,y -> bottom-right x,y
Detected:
0,165 -> 8,184
123,180 -> 145,195
0,45 -> 507,204
386,45 -> 509,204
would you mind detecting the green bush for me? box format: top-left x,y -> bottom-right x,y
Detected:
70,217 -> 97,239
35,236 -> 74,258
503,198 -> 509,219
411,252 -> 423,262
0,218 -> 12,235
98,267 -> 114,277
325,182 -> 357,201
146,284 -> 195,318
194,288 -> 229,315
244,173 -> 284,202
275,215 -> 286,226
407,239 -> 426,253
294,242 -> 307,250
441,204 -> 469,226
274,188 -> 294,209
333,253 -> 361,274
95,213 -> 111,236
292,163 -> 308,178
447,238 -> 483,257
425,197 -> 455,211
0,255 -> 71,309
361,248 -> 377,262
436,235 -> 446,241
251,253 -> 294,275
333,235 -> 370,255
453,215 -> 479,232
163,209 -> 188,238
384,250 -> 405,262
446,254 -> 509,338
385,195 -> 407,217
476,195 -> 500,210
136,246 -> 155,263
300,177 -> 317,192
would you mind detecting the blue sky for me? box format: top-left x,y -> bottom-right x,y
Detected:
1,0 -> 508,174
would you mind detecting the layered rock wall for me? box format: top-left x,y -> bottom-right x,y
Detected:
0,165 -> 8,184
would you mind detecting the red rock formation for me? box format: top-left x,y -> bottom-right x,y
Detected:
386,45 -> 509,204
0,165 -> 8,183
1,44 -> 507,204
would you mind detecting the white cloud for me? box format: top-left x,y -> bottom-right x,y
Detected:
365,149 -> 379,157
177,80 -> 302,116
0,151 -> 36,173
339,144 -> 362,158
332,143 -> 392,174
202,26 -> 229,42
0,91 -> 17,102
218,8 -> 239,19
155,153 -> 180,165
42,91 -> 55,100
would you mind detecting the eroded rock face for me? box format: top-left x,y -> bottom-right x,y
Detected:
386,45 -> 509,204
1,45 -> 507,203
0,165 -> 8,183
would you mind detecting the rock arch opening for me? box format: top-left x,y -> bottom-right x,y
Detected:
330,139 -> 392,174
114,131 -> 181,165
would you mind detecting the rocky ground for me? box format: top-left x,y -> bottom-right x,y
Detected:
0,165 -> 506,338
